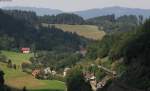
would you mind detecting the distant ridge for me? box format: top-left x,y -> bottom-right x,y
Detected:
1,6 -> 150,19
74,6 -> 150,19
2,6 -> 63,16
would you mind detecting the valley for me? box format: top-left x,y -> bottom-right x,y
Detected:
0,5 -> 150,91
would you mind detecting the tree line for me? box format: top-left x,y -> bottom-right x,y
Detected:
39,13 -> 85,24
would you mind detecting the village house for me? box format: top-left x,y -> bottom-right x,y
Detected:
32,67 -> 57,79
75,47 -> 87,57
83,72 -> 97,91
32,69 -> 41,78
63,67 -> 70,77
83,72 -> 96,81
80,47 -> 87,57
21,48 -> 30,53
51,70 -> 56,75
43,67 -> 56,76
44,67 -> 51,75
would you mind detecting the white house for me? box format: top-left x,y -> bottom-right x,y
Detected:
63,67 -> 70,77
44,67 -> 51,74
51,70 -> 56,75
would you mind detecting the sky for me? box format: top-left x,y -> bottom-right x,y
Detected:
0,0 -> 150,11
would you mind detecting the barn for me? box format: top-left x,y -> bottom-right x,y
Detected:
21,48 -> 30,53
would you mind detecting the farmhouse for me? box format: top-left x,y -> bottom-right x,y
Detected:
44,67 -> 51,74
51,70 -> 56,75
80,47 -> 87,57
83,72 -> 97,91
75,47 -> 87,57
32,69 -> 41,78
83,72 -> 96,81
21,48 -> 30,53
63,67 -> 70,77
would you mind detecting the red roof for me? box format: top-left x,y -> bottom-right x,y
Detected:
21,48 -> 30,51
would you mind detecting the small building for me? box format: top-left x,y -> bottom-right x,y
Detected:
83,72 -> 96,81
44,67 -> 51,74
63,67 -> 71,77
51,70 -> 56,75
21,48 -> 30,53
83,72 -> 97,91
75,47 -> 87,57
80,47 -> 87,57
32,69 -> 41,78
76,46 -> 87,57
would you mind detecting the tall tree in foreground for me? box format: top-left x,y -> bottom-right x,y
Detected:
0,70 -> 5,90
121,19 -> 150,90
0,70 -> 4,85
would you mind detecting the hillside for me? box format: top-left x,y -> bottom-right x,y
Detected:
1,51 -> 33,65
0,51 -> 65,91
42,24 -> 105,40
0,10 -> 86,51
84,19 -> 150,91
86,15 -> 138,33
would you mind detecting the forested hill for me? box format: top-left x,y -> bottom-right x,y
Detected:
39,13 -> 85,24
3,10 -> 85,25
0,9 -> 87,51
86,14 -> 139,33
3,10 -> 38,25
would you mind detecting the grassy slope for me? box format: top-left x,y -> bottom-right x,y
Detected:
1,51 -> 33,65
42,24 -> 105,40
0,51 -> 65,91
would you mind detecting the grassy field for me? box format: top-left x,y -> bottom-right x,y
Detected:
42,23 -> 105,40
0,51 -> 66,91
1,51 -> 33,65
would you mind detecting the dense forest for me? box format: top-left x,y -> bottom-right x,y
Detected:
86,14 -> 139,33
38,13 -> 85,24
4,10 -> 38,25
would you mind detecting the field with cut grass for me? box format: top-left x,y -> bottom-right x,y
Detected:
42,23 -> 105,40
0,51 -> 66,91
